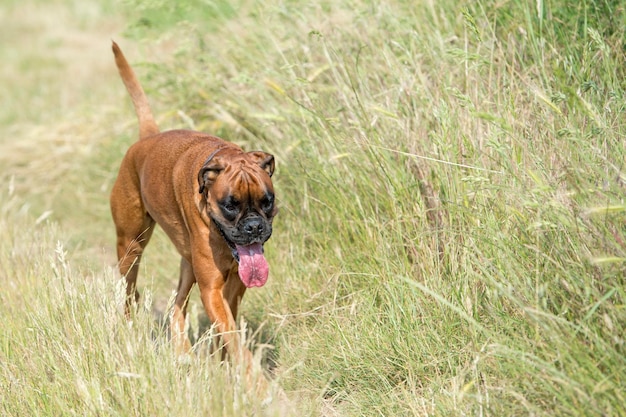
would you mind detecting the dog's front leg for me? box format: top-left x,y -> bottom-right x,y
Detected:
198,285 -> 253,364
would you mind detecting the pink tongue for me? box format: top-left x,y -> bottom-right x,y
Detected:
236,243 -> 269,288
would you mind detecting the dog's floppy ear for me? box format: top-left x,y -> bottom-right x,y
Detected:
198,159 -> 223,194
247,151 -> 275,177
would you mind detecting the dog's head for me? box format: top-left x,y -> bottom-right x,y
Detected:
198,149 -> 277,288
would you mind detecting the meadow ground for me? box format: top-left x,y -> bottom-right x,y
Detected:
1,0 -> 625,415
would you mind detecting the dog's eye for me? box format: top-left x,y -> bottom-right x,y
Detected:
220,198 -> 240,219
261,194 -> 274,214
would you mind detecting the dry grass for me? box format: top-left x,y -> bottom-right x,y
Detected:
1,0 -> 625,416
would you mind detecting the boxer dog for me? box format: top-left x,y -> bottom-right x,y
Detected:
109,41 -> 277,363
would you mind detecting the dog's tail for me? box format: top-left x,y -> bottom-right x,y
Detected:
112,41 -> 160,139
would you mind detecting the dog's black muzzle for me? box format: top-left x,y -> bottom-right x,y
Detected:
212,214 -> 273,261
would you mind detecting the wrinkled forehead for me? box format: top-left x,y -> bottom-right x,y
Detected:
217,161 -> 273,200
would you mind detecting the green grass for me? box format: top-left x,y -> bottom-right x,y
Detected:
1,0 -> 625,415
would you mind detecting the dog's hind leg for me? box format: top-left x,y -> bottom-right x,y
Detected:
111,175 -> 155,316
171,257 -> 195,355
116,222 -> 154,316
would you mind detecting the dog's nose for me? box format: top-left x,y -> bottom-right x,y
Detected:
243,218 -> 264,236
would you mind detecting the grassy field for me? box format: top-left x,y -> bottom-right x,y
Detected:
1,0 -> 625,415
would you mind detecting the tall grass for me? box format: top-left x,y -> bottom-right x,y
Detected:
1,0 -> 625,415
0,191 -> 289,416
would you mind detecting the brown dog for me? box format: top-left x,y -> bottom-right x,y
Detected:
110,41 -> 277,362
